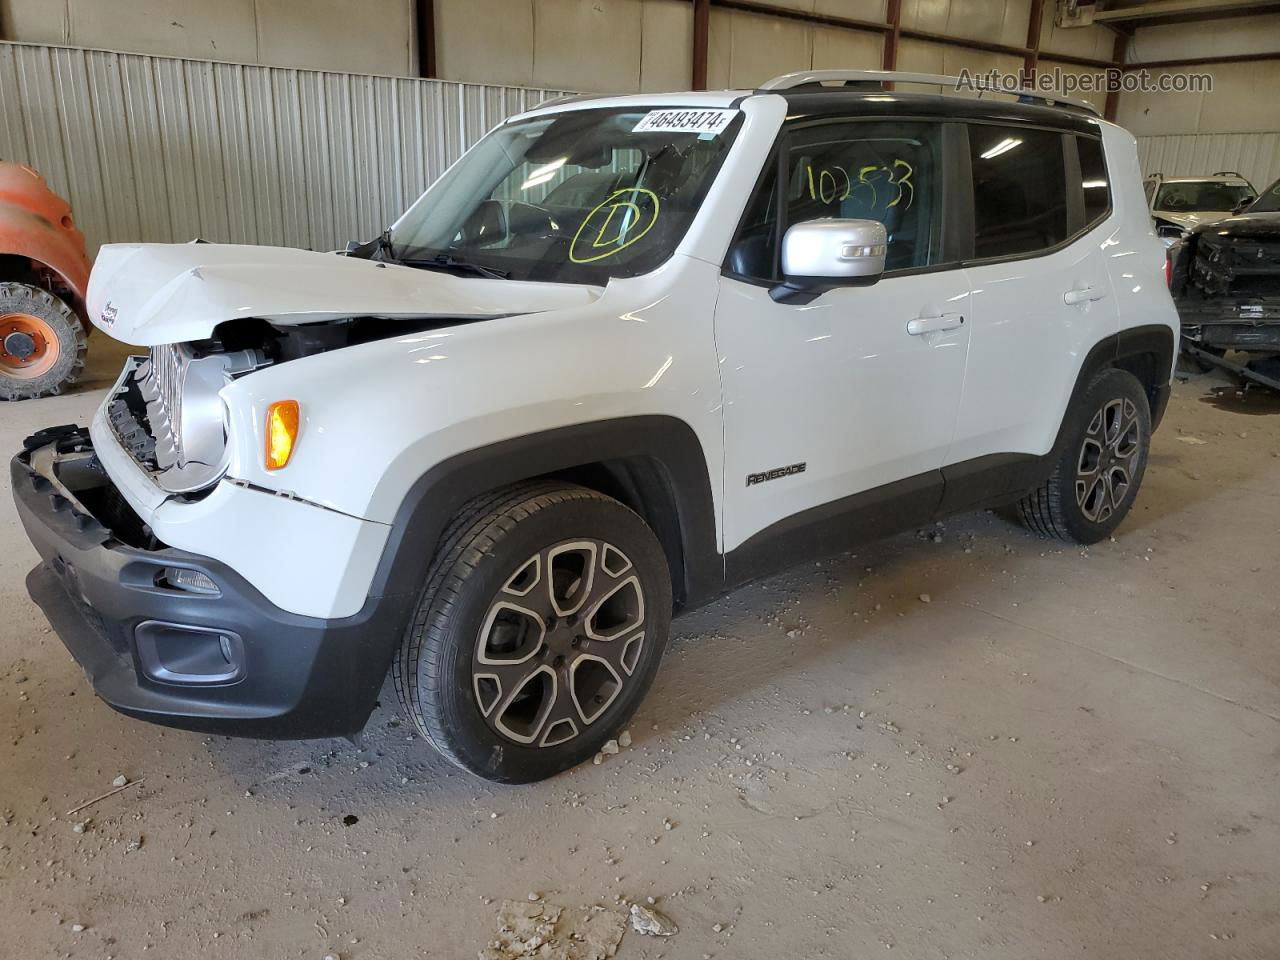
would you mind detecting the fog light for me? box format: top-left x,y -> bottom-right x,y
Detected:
161,567 -> 220,596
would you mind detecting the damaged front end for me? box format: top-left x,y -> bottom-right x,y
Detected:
1170,214 -> 1280,354
105,314 -> 470,497
108,344 -> 265,495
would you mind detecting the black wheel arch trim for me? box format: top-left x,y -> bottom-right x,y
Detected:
368,416 -> 723,611
1058,324 -> 1175,446
369,327 -> 1174,622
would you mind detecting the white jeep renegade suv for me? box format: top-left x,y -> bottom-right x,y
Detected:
13,71 -> 1178,783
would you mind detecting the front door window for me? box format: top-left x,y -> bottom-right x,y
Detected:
727,120 -> 946,283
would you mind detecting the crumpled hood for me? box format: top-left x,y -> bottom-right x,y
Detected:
1190,211 -> 1280,239
86,242 -> 601,345
1153,210 -> 1234,232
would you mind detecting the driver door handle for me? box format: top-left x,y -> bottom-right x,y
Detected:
1063,284 -> 1107,305
907,312 -> 965,336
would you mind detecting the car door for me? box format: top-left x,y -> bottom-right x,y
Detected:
944,124 -> 1119,509
714,117 -> 971,579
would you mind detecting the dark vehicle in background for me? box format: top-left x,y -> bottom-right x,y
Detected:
1169,176 -> 1280,374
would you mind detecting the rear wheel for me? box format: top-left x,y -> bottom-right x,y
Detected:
1005,368 -> 1151,544
393,482 -> 672,783
0,282 -> 87,401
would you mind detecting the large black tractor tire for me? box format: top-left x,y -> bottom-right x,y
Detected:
0,282 -> 88,401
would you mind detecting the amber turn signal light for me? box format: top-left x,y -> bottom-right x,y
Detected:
265,400 -> 300,470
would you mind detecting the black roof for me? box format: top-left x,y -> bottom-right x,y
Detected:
769,89 -> 1103,135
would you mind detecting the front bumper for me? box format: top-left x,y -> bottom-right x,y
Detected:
11,427 -> 413,739
1176,299 -> 1280,354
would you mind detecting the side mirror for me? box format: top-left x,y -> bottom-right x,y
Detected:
1154,219 -> 1188,242
771,218 -> 887,304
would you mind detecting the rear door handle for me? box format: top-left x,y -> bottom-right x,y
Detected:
907,313 -> 965,336
1064,284 -> 1107,305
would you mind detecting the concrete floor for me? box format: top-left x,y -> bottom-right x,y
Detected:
2,338 -> 1278,960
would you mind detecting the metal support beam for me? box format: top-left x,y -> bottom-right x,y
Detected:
1104,30 -> 1127,122
1121,50 -> 1280,69
1024,0 -> 1044,80
1091,0 -> 1280,24
693,0 -> 711,90
883,0 -> 902,73
706,0 -> 1114,70
714,0 -> 889,35
415,0 -> 436,79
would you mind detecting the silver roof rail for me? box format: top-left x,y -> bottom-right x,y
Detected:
759,69 -> 1101,118
531,93 -> 599,110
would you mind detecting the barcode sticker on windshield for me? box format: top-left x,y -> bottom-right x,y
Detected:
632,109 -> 737,136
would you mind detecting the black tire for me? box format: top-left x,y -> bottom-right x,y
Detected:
393,481 -> 673,783
0,282 -> 87,401
1006,368 -> 1151,544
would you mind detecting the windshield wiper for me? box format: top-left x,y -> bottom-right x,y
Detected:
397,254 -> 510,280
346,233 -> 509,280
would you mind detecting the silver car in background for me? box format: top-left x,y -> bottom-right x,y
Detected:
1145,171 -> 1257,244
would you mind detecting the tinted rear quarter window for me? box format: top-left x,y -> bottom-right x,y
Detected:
969,125 -> 1068,259
1077,136 -> 1110,226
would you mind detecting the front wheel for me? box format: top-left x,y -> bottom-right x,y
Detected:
393,482 -> 673,783
1006,368 -> 1151,544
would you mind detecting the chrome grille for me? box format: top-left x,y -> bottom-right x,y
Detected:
136,343 -> 190,471
113,344 -> 265,494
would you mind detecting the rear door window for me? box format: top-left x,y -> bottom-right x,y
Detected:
968,124 -> 1069,260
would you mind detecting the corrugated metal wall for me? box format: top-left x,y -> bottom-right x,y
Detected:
1137,132 -> 1280,193
9,38 -> 1274,259
0,41 -> 573,254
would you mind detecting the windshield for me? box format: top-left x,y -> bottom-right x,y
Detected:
1249,178 -> 1280,213
387,107 -> 743,283
1154,181 -> 1254,213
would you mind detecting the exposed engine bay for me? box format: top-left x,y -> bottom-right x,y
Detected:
105,315 -> 472,496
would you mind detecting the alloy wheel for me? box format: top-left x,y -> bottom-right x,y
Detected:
1075,396 -> 1142,523
473,539 -> 646,747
